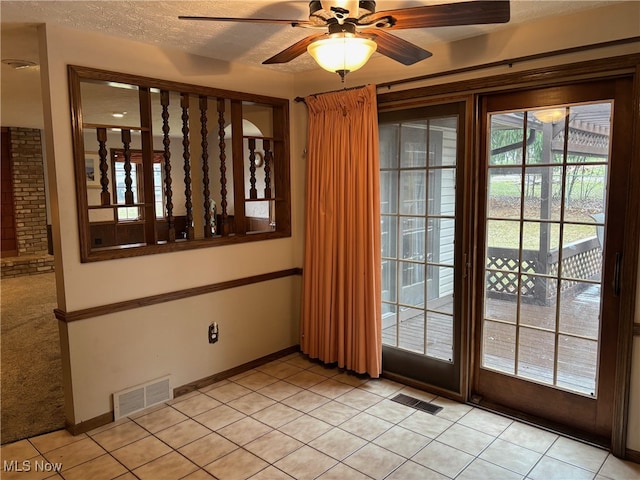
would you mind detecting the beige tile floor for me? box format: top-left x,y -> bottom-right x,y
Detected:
2,353 -> 640,480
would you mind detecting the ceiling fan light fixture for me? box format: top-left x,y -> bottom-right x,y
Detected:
307,32 -> 376,81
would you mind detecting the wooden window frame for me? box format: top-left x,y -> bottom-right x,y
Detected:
68,65 -> 291,262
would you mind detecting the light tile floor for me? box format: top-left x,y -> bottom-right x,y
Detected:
2,353 -> 640,480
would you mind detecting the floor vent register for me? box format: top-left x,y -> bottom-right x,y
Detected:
391,393 -> 443,415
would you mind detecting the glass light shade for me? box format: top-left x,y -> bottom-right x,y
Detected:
307,33 -> 377,75
533,108 -> 566,123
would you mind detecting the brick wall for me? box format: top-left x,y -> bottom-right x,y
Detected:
1,127 -> 53,278
10,127 -> 48,255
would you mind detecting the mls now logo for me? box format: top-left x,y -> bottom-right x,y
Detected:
3,460 -> 63,473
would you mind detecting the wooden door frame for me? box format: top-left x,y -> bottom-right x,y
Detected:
474,78 -> 632,447
378,54 -> 640,458
379,100 -> 469,398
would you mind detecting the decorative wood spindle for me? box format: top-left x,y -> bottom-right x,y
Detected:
96,127 -> 110,206
181,93 -> 194,240
121,129 -> 134,205
200,96 -> 213,237
248,137 -> 257,199
217,98 -> 229,236
161,90 -> 175,242
263,139 -> 272,199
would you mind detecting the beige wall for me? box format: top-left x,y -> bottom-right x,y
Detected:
38,23 -> 304,423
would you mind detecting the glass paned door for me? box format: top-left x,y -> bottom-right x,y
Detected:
380,102 -> 465,393
474,78 -> 634,443
483,103 -> 609,396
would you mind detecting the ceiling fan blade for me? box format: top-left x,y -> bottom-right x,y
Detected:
262,33 -> 327,64
363,0 -> 510,29
178,16 -> 313,27
362,29 -> 432,65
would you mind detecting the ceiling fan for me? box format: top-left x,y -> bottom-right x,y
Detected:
180,0 -> 510,81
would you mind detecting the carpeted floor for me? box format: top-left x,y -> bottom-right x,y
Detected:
1,272 -> 65,444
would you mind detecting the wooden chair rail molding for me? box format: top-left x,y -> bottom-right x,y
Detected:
54,268 -> 302,323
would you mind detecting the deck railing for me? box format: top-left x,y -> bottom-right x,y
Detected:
486,236 -> 602,305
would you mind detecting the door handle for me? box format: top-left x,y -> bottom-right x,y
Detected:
614,252 -> 622,296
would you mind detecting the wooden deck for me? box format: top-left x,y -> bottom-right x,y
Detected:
382,305 -> 454,362
382,284 -> 600,395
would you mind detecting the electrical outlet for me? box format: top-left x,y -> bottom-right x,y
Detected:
208,323 -> 219,344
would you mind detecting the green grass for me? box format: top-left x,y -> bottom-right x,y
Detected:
487,174 -> 603,250
487,222 -> 597,250
488,169 -> 606,203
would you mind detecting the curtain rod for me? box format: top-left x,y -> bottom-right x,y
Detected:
377,36 -> 640,90
294,84 -> 370,103
293,36 -> 638,102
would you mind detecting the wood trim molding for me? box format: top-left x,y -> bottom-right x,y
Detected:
611,65 -> 640,458
54,268 -> 302,323
378,38 -> 640,92
173,345 -> 300,397
378,53 -> 640,105
66,412 -> 113,436
65,345 -> 300,436
626,448 -> 640,464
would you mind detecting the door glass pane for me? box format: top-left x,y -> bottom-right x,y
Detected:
380,171 -> 398,214
429,168 -> 456,215
489,113 -> 523,165
381,260 -> 397,304
523,166 -> 562,221
564,164 -> 607,223
561,223 -> 602,282
482,101 -> 611,397
484,288 -> 516,324
401,123 -> 427,168
399,308 -> 425,354
558,282 -> 600,339
399,261 -> 424,307
565,104 -> 611,164
381,303 -> 398,345
400,171 -> 426,215
485,269 -> 519,299
488,167 -> 521,218
381,216 -> 398,259
428,265 -> 453,310
401,217 -> 425,260
483,320 -> 515,374
433,218 -> 455,266
557,335 -> 597,395
518,327 -> 554,384
427,312 -> 453,361
519,277 -> 556,330
487,219 -> 521,250
379,124 -> 399,168
380,113 -> 458,364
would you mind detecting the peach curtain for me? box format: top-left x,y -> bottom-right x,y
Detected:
301,85 -> 382,377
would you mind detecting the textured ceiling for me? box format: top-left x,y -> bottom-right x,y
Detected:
1,0 -> 616,73
0,0 -> 620,128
